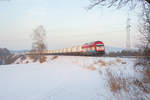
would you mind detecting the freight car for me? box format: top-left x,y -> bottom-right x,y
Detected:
26,41 -> 105,56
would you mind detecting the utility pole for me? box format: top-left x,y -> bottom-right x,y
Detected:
126,13 -> 131,49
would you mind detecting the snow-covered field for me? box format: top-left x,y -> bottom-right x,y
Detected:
0,56 -> 149,100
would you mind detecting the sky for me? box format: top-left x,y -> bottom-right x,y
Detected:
0,0 -> 139,50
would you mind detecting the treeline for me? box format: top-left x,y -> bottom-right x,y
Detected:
105,49 -> 141,57
0,48 -> 22,65
0,48 -> 11,56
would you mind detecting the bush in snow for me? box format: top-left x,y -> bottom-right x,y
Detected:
51,56 -> 58,60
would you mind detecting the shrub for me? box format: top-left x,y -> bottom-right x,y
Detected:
5,55 -> 22,64
40,56 -> 47,63
107,70 -> 127,93
121,62 -> 126,64
51,56 -> 58,60
98,59 -> 106,66
108,61 -> 115,65
87,65 -> 96,71
26,61 -> 29,64
116,58 -> 121,63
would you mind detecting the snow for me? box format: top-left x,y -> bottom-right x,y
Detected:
0,56 -> 149,100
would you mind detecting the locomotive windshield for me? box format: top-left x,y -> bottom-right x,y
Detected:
96,44 -> 103,46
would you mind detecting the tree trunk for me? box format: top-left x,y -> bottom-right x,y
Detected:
146,0 -> 150,4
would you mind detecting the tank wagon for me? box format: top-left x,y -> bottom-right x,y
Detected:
26,41 -> 105,56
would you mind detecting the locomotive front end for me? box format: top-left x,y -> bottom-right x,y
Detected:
95,41 -> 105,55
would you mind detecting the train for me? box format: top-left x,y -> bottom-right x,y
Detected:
26,41 -> 105,56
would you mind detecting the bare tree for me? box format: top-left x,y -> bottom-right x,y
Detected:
31,25 -> 47,62
88,0 -> 150,9
138,3 -> 150,66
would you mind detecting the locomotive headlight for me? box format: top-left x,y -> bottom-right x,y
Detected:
101,47 -> 104,50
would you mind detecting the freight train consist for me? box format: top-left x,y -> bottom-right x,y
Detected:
26,41 -> 105,56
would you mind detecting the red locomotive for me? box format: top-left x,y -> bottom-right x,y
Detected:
81,41 -> 105,55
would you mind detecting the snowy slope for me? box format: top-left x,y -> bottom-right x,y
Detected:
0,56 -> 149,100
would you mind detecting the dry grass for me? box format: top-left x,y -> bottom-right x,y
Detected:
144,69 -> 150,83
107,70 -> 128,93
40,56 -> 47,63
98,59 -> 106,66
5,55 -> 22,64
16,62 -> 19,64
134,63 -> 150,96
106,70 -> 150,100
28,55 -> 47,63
28,55 -> 38,62
21,56 -> 26,60
87,65 -> 97,71
116,58 -> 121,63
51,56 -> 58,60
121,62 -> 126,64
26,61 -> 29,64
108,61 -> 115,65
134,58 -> 150,93
141,69 -> 150,93
95,58 -> 124,67
134,79 -> 148,93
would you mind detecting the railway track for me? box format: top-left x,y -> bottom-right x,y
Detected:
26,53 -> 148,58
